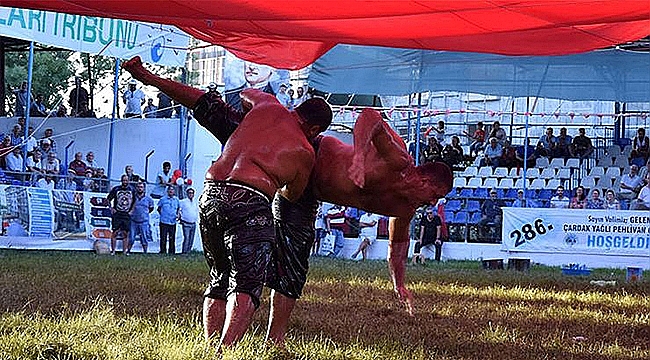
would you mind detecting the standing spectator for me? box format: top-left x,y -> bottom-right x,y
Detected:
5,147 -> 23,173
143,98 -> 158,118
49,104 -> 68,118
325,204 -> 347,258
151,161 -> 172,199
604,189 -> 621,210
0,137 -> 12,169
550,185 -> 570,208
95,168 -> 110,193
68,152 -> 87,177
412,206 -> 443,264
85,152 -> 99,172
569,186 -> 587,209
156,91 -> 173,118
571,128 -> 594,159
512,189 -> 529,208
10,81 -> 31,117
555,127 -> 573,159
107,174 -> 137,255
489,121 -> 507,145
39,139 -> 55,158
129,181 -> 154,253
350,211 -> 380,261
30,94 -> 48,117
464,121 -> 486,157
312,202 -> 327,256
631,127 -> 650,162
35,174 -> 55,190
482,137 -> 502,167
537,127 -> 557,158
43,152 -> 60,175
586,189 -> 605,209
157,185 -> 180,254
618,165 -> 642,200
9,124 -> 23,147
69,77 -> 90,117
123,79 -> 145,118
41,128 -> 58,154
57,169 -> 77,190
442,135 -> 464,168
478,189 -> 502,239
124,165 -> 141,185
425,120 -> 446,146
178,187 -> 198,254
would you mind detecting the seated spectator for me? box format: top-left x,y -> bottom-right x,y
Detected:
25,126 -> 39,156
57,169 -> 78,191
43,152 -> 60,175
39,139 -> 55,158
85,152 -> 99,171
550,185 -> 570,208
630,127 -> 650,161
533,142 -> 550,159
5,147 -> 23,173
604,189 -> 620,210
619,165 -> 642,200
9,124 -> 23,147
478,189 -> 503,239
442,135 -> 464,168
569,186 -> 587,209
41,128 -> 58,154
571,128 -> 594,159
554,127 -> 573,159
30,94 -> 48,117
82,168 -> 97,192
68,152 -> 87,176
25,149 -> 44,175
423,136 -> 443,163
488,121 -> 507,146
463,121 -> 485,157
512,189 -> 529,208
49,104 -> 67,117
0,137 -> 13,169
481,137 -> 502,167
537,127 -> 557,158
515,139 -> 536,169
95,168 -> 110,193
500,140 -> 518,169
632,174 -> 650,210
638,158 -> 650,184
125,165 -> 141,185
143,98 -> 158,118
586,188 -> 605,209
36,174 -> 55,190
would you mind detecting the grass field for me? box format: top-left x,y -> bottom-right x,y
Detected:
0,249 -> 648,360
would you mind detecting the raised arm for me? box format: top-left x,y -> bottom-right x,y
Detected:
388,216 -> 414,316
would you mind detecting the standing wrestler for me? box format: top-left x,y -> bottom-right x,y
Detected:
122,57 -> 451,345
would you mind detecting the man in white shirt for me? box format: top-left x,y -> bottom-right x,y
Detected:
619,165 -> 642,200
178,187 -> 198,254
25,126 -> 38,156
6,147 -> 23,172
123,79 -> 145,118
350,211 -> 380,261
632,174 -> 650,210
550,185 -> 570,208
36,174 -> 55,190
43,151 -> 60,175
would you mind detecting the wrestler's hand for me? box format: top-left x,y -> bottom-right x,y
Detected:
122,56 -> 150,85
348,153 -> 366,188
395,285 -> 414,316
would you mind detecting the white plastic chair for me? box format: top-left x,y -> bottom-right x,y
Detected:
588,166 -> 605,178
540,168 -> 556,179
483,178 -> 498,189
529,178 -> 546,189
492,167 -> 509,178
547,178 -> 563,189
497,178 -> 514,189
508,168 -> 520,178
453,177 -> 467,188
607,145 -> 621,157
556,168 -> 571,179
514,178 -> 529,188
564,158 -> 580,169
598,156 -> 613,167
580,176 -> 596,189
478,167 -> 493,178
467,177 -> 483,188
535,157 -> 550,168
524,168 -> 540,179
550,158 -> 565,168
462,166 -> 479,178
605,167 -> 621,178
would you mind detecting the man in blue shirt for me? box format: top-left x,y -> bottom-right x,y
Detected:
157,185 -> 180,254
130,181 -> 154,253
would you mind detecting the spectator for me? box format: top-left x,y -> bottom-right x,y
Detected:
637,158 -> 650,184
569,186 -> 587,209
604,189 -> 621,210
631,127 -> 650,161
537,127 -> 557,157
555,127 -> 573,159
488,121 -> 507,145
43,151 -> 60,175
478,189 -> 502,239
5,147 -> 23,173
442,135 -> 464,168
49,104 -> 68,118
69,77 -> 90,117
571,128 -> 594,159
325,204 -> 347,258
512,189 -> 529,208
151,161 -> 173,199
57,169 -> 78,190
178,187 -> 198,254
533,141 -> 550,159
68,152 -> 87,177
312,202 -> 327,256
350,211 -> 380,261
412,206 -> 443,264
156,91 -> 173,118
423,136 -> 443,163
82,168 -> 97,192
425,120 -> 446,146
276,83 -> 292,109
143,98 -> 158,118
515,138 -> 536,169
39,139 -> 55,158
85,152 -> 99,172
129,181 -> 154,253
157,185 -> 180,254
619,164 -> 642,200
107,174 -> 137,255
123,79 -> 145,118
0,137 -> 12,169
30,94 -> 48,117
10,81 -> 31,117
95,168 -> 110,193
25,149 -> 44,175
550,185 -> 570,208
9,124 -> 23,147
36,174 -> 55,190
25,126 -> 38,156
464,121 -> 486,158
206,82 -> 220,96
482,137 -> 502,167
500,140 -> 518,169
586,188 -> 605,209
41,128 -> 58,154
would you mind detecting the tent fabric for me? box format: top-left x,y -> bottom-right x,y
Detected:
308,46 -> 650,102
2,1 -> 650,69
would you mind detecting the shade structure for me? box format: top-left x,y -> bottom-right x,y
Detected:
309,46 -> 650,101
2,1 -> 650,69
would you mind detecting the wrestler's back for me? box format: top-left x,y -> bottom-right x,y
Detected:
207,102 -> 314,199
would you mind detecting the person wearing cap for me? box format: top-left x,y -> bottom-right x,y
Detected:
69,77 -> 90,117
123,79 -> 145,118
85,152 -> 99,172
39,138 -> 55,158
41,128 -> 57,154
512,189 -> 528,208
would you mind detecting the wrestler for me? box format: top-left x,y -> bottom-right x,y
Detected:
122,56 -> 451,346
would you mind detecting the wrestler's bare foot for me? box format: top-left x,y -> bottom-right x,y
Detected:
348,153 -> 366,188
395,286 -> 414,317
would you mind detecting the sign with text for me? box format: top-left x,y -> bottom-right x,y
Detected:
502,208 -> 650,256
0,7 -> 189,67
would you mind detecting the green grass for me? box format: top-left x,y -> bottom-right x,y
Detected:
0,250 -> 648,359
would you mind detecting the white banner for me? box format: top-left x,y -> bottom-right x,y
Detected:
502,208 -> 650,256
0,7 -> 189,67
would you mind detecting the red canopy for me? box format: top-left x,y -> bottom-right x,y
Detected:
3,1 -> 650,69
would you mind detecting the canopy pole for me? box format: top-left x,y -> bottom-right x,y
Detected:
108,59 -> 120,181
22,42 -> 35,173
415,93 -> 422,166
179,67 -> 188,175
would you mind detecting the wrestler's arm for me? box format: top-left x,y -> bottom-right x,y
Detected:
279,149 -> 315,202
388,216 -> 414,316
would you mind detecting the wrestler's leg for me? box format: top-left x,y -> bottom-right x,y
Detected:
219,293 -> 256,348
266,290 -> 296,347
203,297 -> 226,342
